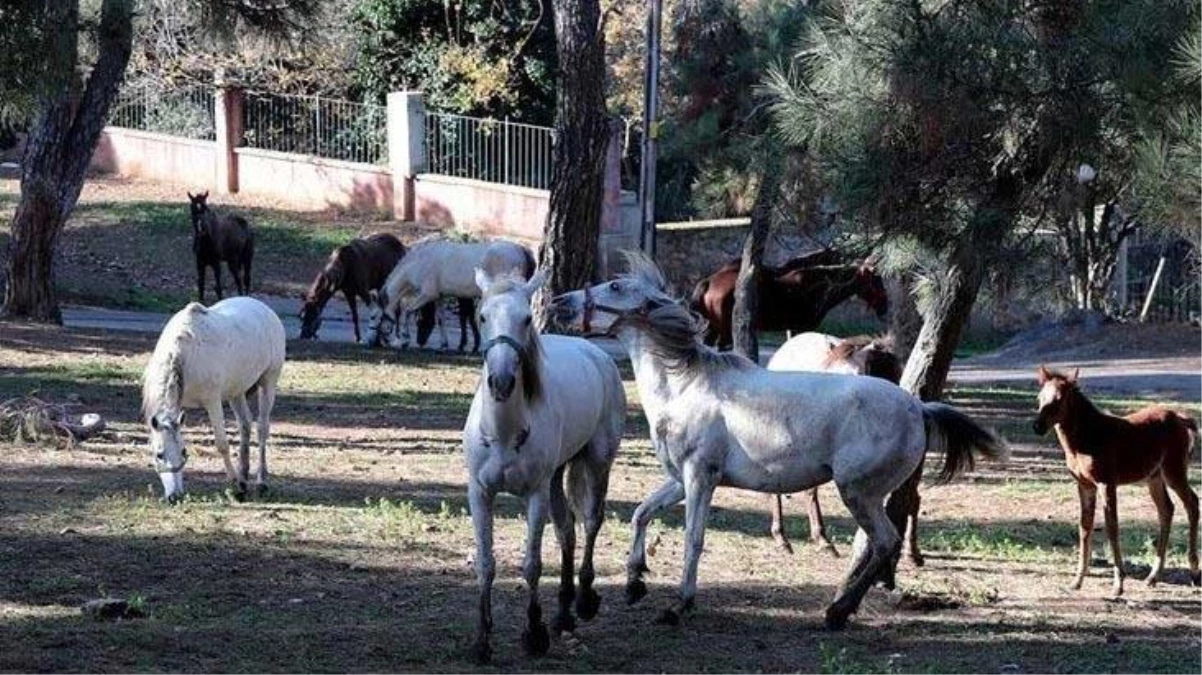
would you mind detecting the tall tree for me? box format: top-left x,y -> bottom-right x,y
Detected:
2,0 -> 316,322
731,151 -> 783,363
534,0 -> 609,322
765,0 -> 1196,400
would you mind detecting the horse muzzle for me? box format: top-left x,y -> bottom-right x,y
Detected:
158,471 -> 185,503
1031,418 -> 1048,436
487,372 -> 517,402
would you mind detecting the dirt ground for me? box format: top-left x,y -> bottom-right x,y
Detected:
0,321 -> 1198,673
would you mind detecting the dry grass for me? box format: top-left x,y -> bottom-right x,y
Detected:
0,322 -> 1198,673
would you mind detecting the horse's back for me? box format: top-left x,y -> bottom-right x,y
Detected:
540,335 -> 626,446
766,332 -> 839,372
199,297 -> 285,370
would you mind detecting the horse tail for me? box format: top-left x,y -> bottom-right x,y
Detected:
922,402 -> 1008,483
1177,412 -> 1198,456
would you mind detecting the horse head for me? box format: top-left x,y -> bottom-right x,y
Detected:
854,259 -> 889,318
187,190 -> 211,235
299,253 -> 345,339
550,251 -> 674,335
475,268 -> 545,402
147,408 -> 188,503
1033,365 -> 1080,435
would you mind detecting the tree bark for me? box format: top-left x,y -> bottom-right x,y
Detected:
899,239 -> 986,401
534,0 -> 609,325
732,153 -> 782,363
3,0 -> 134,322
887,273 -> 922,364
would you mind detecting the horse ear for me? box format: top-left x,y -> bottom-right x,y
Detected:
186,191 -> 195,201
523,269 -> 547,296
199,190 -> 209,201
474,267 -> 493,294
1068,367 -> 1079,384
1036,365 -> 1050,384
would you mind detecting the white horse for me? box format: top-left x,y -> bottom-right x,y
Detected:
366,237 -> 534,349
550,254 -> 1005,629
766,332 -> 926,576
141,297 -> 286,502
462,269 -> 625,663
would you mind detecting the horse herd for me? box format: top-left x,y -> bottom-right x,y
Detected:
147,198 -> 1198,664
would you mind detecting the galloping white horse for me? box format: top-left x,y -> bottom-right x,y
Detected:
141,297 -> 285,502
550,254 -> 1005,629
366,237 -> 533,348
463,269 -> 625,663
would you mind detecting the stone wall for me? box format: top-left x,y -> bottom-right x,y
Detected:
655,219 -> 817,295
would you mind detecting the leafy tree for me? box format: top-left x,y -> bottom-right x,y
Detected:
764,0 -> 1196,399
1,0 -> 316,322
352,0 -> 556,122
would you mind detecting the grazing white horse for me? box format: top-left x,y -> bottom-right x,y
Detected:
141,297 -> 285,502
366,237 -> 533,349
550,254 -> 1005,629
463,269 -> 625,663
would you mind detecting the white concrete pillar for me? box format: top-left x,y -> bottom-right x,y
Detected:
387,92 -> 426,221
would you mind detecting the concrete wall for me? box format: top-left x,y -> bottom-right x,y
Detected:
236,148 -> 393,214
414,173 -> 548,240
91,128 -> 218,190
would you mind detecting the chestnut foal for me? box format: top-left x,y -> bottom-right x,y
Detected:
1033,366 -> 1199,595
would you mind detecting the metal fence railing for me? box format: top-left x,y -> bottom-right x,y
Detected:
1122,236 -> 1199,323
425,112 -> 554,190
241,92 -> 387,165
108,84 -> 215,140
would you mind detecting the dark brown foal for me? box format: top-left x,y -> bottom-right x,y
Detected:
1034,366 -> 1200,595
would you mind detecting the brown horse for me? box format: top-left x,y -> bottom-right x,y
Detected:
690,252 -> 888,349
300,233 -> 406,343
1034,366 -> 1200,595
765,333 -> 923,582
188,191 -> 254,303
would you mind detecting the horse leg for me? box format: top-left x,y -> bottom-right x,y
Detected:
825,490 -> 900,630
1071,480 -> 1097,590
520,487 -> 551,656
196,260 -> 207,303
1101,482 -> 1124,596
253,372 -> 278,495
468,300 -> 481,354
241,249 -> 252,294
1144,473 -> 1173,586
205,401 -> 244,499
568,453 -> 610,621
626,478 -> 685,606
228,261 -> 243,295
437,301 -> 451,351
468,483 -> 496,664
807,488 -> 839,557
769,494 -> 793,554
347,293 -> 361,344
212,263 -> 224,300
548,466 -> 577,635
1164,462 -> 1201,586
657,461 -> 717,626
902,455 -> 926,567
231,394 -> 253,488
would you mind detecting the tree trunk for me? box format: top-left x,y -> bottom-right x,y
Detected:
534,0 -> 609,325
887,273 -> 922,364
3,0 -> 134,322
899,240 -> 986,401
732,153 -> 782,363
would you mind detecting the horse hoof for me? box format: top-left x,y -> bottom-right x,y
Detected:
254,483 -> 269,498
625,579 -> 648,606
907,553 -> 924,567
655,608 -> 680,626
775,539 -> 794,555
824,608 -> 850,631
1191,571 -> 1201,587
470,639 -> 492,665
521,622 -> 550,656
552,612 -> 576,635
818,542 -> 840,559
576,587 -> 601,621
227,485 -> 247,503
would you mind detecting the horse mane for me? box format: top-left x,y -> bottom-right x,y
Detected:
141,304 -> 207,421
617,252 -> 752,379
481,276 -> 543,402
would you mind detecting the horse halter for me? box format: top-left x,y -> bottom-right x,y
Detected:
581,285 -> 639,335
482,334 -> 528,365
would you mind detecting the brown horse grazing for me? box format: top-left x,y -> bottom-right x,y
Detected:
1034,366 -> 1200,595
690,252 -> 888,349
765,333 -> 923,582
300,233 -> 406,343
188,191 -> 254,303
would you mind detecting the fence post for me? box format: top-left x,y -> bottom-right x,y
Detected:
214,76 -> 243,194
387,91 -> 426,221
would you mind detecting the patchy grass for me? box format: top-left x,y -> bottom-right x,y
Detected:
0,321 -> 1198,673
